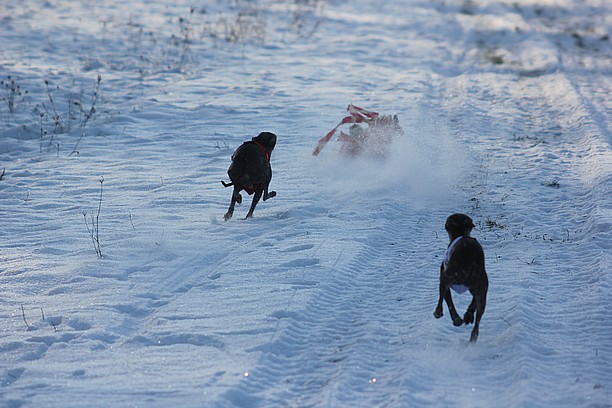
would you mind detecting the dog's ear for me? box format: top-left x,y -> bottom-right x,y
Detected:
445,214 -> 459,232
254,132 -> 277,151
466,217 -> 476,231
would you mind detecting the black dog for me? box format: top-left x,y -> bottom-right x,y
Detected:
434,213 -> 488,342
222,132 -> 277,220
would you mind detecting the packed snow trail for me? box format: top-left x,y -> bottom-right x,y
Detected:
216,201 -> 483,407
0,0 -> 610,407
213,1 -> 612,406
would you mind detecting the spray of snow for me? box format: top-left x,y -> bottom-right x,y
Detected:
306,108 -> 467,208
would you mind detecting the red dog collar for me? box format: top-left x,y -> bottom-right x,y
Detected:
253,140 -> 270,163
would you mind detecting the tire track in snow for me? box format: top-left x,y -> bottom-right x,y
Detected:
215,199 -> 463,407
431,7 -> 612,401
214,2 -> 612,403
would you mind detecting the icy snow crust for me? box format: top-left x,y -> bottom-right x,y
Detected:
0,0 -> 610,407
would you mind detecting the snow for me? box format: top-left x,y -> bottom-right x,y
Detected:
1,0 -> 611,407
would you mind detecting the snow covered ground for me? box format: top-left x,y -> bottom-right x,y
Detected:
1,0 -> 610,406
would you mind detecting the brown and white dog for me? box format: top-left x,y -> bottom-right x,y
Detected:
222,132 -> 277,220
434,213 -> 488,342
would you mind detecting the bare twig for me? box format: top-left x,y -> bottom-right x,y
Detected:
215,140 -> 230,150
83,212 -> 95,254
155,230 -> 165,246
69,133 -> 85,157
1,76 -> 28,113
129,211 -> 136,230
79,75 -> 101,128
47,312 -> 59,332
517,256 -> 537,265
43,80 -> 64,134
21,305 -> 29,328
38,112 -> 46,153
40,307 -> 59,331
84,177 -> 104,257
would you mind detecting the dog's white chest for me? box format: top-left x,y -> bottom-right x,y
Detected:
444,237 -> 470,294
443,236 -> 463,268
451,284 -> 469,293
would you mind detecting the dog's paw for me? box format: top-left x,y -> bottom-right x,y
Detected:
236,194 -> 243,204
463,311 -> 474,325
470,328 -> 479,342
433,309 -> 443,319
224,212 -> 233,221
452,316 -> 464,327
264,191 -> 276,201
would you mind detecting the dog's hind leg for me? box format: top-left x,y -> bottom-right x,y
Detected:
245,190 -> 263,219
470,294 -> 486,342
464,297 -> 476,325
224,187 -> 242,221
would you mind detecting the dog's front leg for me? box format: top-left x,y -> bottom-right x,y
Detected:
245,190 -> 263,219
262,180 -> 276,202
435,285 -> 460,322
444,290 -> 464,326
434,288 -> 462,325
435,267 -> 462,325
438,264 -> 464,326
263,190 -> 276,201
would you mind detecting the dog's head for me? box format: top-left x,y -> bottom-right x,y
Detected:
445,213 -> 475,240
252,132 -> 277,154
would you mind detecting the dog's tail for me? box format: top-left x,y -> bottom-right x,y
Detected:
221,180 -> 234,188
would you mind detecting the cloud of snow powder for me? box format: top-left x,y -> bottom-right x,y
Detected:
306,108 -> 468,207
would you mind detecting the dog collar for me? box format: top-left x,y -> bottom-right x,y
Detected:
443,236 -> 463,268
253,140 -> 270,163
